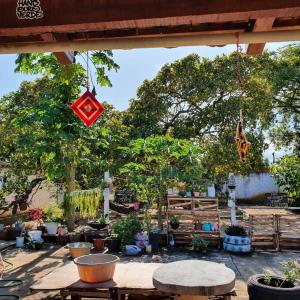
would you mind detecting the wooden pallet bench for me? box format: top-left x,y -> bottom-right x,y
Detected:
167,196 -> 220,247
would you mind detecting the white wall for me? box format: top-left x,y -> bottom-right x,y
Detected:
234,173 -> 279,200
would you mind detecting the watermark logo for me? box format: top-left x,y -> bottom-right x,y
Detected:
16,0 -> 44,20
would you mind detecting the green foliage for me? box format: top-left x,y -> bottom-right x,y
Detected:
123,52 -> 274,179
263,259 -> 300,287
117,135 -> 204,203
144,210 -> 152,234
268,45 -> 300,154
225,225 -> 247,236
192,236 -> 209,252
95,214 -> 109,224
62,188 -> 102,218
170,215 -> 180,225
281,259 -> 300,283
43,202 -> 63,223
111,213 -> 143,245
269,155 -> 300,198
1,49 -> 120,193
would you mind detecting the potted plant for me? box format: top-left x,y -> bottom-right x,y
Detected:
15,216 -> 25,233
192,236 -> 209,253
177,182 -> 186,197
88,214 -> 109,230
112,213 -> 143,251
19,199 -> 28,211
43,202 -> 63,235
223,225 -> 251,253
144,210 -> 160,252
28,208 -> 45,232
248,259 -> 300,300
170,215 -> 180,230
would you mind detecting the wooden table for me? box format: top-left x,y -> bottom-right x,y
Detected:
31,262 -> 165,300
153,260 -> 235,300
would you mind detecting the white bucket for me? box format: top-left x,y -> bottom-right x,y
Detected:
28,230 -> 42,242
46,222 -> 58,235
16,236 -> 24,248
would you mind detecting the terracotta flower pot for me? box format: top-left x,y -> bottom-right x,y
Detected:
19,202 -> 28,211
93,238 -> 106,251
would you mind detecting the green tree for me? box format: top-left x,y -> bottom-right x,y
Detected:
268,45 -> 300,154
116,135 -> 204,228
0,52 -> 119,227
124,53 -> 274,179
269,155 -> 300,200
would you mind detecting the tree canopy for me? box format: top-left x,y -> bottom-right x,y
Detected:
1,45 -> 299,209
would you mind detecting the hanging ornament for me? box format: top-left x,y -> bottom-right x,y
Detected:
71,90 -> 104,127
234,34 -> 251,162
71,51 -> 104,127
236,110 -> 251,162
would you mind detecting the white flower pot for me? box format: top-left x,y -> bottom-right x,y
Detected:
28,230 -> 42,242
46,222 -> 58,235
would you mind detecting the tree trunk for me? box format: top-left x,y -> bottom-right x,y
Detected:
157,190 -> 165,231
66,162 -> 76,231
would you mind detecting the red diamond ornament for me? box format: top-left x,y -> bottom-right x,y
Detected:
71,90 -> 104,127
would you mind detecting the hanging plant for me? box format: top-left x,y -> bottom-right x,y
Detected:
62,188 -> 102,218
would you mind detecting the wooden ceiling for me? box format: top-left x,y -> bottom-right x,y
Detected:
1,1 -> 300,64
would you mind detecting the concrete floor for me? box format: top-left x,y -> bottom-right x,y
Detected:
0,244 -> 299,300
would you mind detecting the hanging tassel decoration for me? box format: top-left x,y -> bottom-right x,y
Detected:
236,110 -> 251,162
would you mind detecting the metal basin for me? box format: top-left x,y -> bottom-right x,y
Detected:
67,242 -> 92,259
74,254 -> 119,283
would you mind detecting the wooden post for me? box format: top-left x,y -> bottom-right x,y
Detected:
276,214 -> 281,251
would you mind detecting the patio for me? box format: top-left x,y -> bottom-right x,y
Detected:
0,243 -> 299,299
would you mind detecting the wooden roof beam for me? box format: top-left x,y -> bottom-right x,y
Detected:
41,33 -> 75,65
1,30 -> 300,54
1,0 -> 300,36
247,18 -> 275,55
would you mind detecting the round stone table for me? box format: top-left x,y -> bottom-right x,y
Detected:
152,260 -> 235,300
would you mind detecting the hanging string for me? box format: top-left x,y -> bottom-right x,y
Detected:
86,51 -> 90,91
235,33 -> 243,87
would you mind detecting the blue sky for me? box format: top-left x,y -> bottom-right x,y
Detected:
0,42 -> 291,111
0,42 -> 293,160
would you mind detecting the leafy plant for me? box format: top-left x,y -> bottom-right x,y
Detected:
192,236 -> 209,252
144,210 -> 152,235
269,155 -> 300,199
112,213 -> 143,245
43,202 -> 63,223
225,225 -> 247,236
28,208 -> 43,222
282,259 -> 300,283
262,259 -> 300,287
170,215 -> 180,225
62,188 -> 102,219
95,214 -> 109,224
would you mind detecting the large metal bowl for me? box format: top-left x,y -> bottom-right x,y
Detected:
74,254 -> 119,283
67,242 -> 92,259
